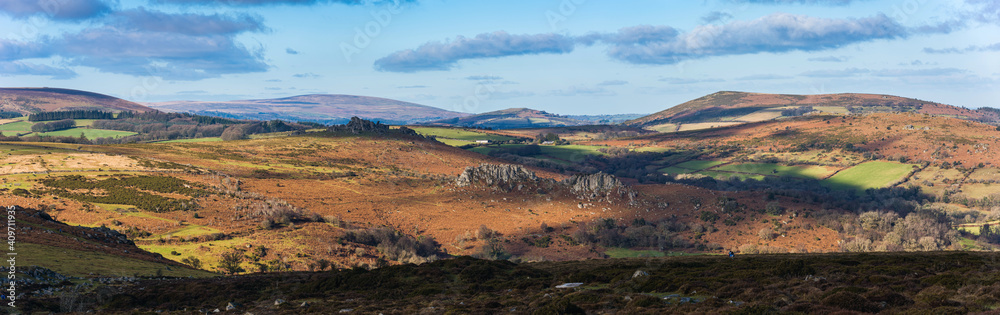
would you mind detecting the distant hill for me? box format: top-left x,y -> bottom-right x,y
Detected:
424,108 -> 589,129
145,94 -> 469,125
565,113 -> 648,124
0,87 -> 154,113
625,91 -> 999,132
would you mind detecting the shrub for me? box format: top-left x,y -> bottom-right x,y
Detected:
765,202 -> 784,216
700,211 -> 719,223
475,237 -> 510,261
758,228 -> 775,241
181,256 -> 202,269
342,227 -> 441,264
217,250 -> 245,275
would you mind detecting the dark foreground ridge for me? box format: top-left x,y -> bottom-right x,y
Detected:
22,252 -> 998,313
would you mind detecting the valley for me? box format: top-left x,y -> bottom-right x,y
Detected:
3,89 -> 1000,313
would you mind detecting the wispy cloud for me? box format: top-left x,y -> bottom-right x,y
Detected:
377,13 -> 909,72
293,72 -> 322,78
808,56 -> 849,62
659,77 -> 725,84
151,0 -> 413,6
799,67 -> 870,78
397,85 -> 427,89
374,31 -> 579,72
924,42 -> 1000,54
597,80 -> 628,86
800,67 -> 966,78
0,8 -> 270,80
285,48 -> 299,54
605,13 -> 906,65
547,86 -> 616,97
735,74 -> 792,80
466,75 -> 503,81
0,0 -> 110,20
728,0 -> 857,5
966,0 -> 1000,24
0,61 -> 76,79
108,8 -> 268,35
701,11 -> 734,24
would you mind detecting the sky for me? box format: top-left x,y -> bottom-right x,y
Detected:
0,0 -> 998,115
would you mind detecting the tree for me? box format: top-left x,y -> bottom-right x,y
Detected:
217,250 -> 245,275
181,256 -> 202,269
317,259 -> 331,271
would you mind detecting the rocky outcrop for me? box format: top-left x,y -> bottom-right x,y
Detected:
456,164 -> 636,204
456,164 -> 542,192
332,117 -> 391,134
563,172 -> 636,204
326,117 -> 421,137
563,172 -> 622,195
80,226 -> 134,246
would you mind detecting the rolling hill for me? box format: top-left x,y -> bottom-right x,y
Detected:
0,87 -> 155,113
625,91 -> 1000,132
424,107 -> 589,129
145,94 -> 469,125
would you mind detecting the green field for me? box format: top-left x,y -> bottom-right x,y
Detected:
675,160 -> 725,171
157,137 -> 223,143
411,127 -> 519,142
32,127 -> 137,138
696,170 -> 767,181
0,121 -> 33,133
823,161 -> 916,192
19,242 -> 215,277
955,220 -> 1000,235
435,138 -> 472,146
659,160 -> 725,174
468,144 -> 608,162
714,163 -> 838,180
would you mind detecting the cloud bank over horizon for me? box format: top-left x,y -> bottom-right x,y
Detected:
375,13 -> 909,72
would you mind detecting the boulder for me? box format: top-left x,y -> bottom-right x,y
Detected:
456,164 -> 541,192
632,270 -> 649,278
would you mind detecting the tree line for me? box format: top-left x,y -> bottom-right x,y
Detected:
28,110 -> 114,121
30,119 -> 75,132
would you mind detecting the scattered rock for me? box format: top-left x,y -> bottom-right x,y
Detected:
555,282 -> 583,289
273,299 -> 285,306
226,302 -> 240,311
632,270 -> 649,278
300,302 -> 310,308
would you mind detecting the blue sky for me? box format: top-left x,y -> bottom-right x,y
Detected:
0,0 -> 997,114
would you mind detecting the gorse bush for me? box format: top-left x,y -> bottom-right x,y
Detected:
342,227 -> 441,264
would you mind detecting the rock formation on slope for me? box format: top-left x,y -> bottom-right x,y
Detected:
456,164 -> 636,203
455,164 -> 542,192
562,172 -> 636,204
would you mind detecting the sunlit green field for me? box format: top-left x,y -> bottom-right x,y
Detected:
823,161 -> 916,192
713,163 -> 838,180
411,127 -> 519,142
32,127 -> 137,138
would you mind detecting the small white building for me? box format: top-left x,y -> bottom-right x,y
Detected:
542,141 -> 555,145
475,140 -> 489,144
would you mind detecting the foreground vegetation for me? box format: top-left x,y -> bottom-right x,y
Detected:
20,252 -> 1000,313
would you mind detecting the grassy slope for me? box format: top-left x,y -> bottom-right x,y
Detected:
823,161 -> 916,192
411,127 -> 518,142
20,242 -> 215,278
